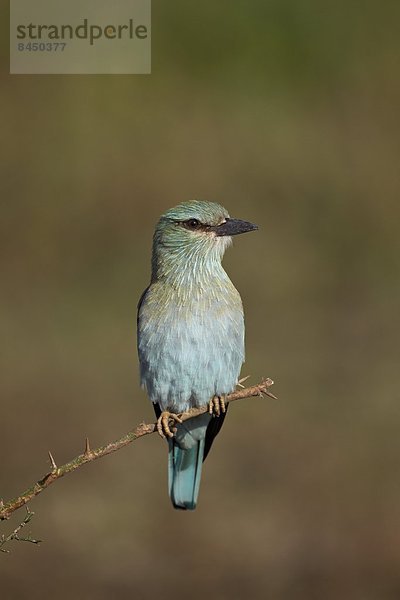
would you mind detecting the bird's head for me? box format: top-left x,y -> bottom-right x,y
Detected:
151,200 -> 258,281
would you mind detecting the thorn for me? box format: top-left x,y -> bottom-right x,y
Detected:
0,499 -> 4,510
48,451 -> 57,471
238,375 -> 250,385
260,377 -> 277,399
84,437 -> 91,456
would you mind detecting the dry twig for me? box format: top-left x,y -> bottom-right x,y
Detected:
0,378 -> 276,521
0,507 -> 41,553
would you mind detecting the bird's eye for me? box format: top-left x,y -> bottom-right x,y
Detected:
185,218 -> 201,230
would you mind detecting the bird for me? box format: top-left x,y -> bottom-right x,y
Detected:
137,200 -> 258,510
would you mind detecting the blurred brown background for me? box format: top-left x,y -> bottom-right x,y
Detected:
1,1 -> 400,598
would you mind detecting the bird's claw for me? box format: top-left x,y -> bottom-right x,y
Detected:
208,395 -> 226,417
157,411 -> 183,439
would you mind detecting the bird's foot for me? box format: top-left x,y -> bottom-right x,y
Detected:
156,411 -> 183,439
208,395 -> 226,417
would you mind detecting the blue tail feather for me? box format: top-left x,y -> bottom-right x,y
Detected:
168,439 -> 205,510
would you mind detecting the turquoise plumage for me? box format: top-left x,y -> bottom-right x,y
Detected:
137,200 -> 257,509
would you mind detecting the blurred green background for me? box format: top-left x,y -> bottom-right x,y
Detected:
1,1 -> 400,598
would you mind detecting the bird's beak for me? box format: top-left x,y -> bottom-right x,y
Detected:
214,218 -> 258,237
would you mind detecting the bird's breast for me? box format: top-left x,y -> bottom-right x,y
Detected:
137,280 -> 245,412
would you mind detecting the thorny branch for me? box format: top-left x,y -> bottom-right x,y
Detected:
0,378 -> 276,522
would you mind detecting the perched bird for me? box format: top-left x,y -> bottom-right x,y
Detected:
137,200 -> 258,510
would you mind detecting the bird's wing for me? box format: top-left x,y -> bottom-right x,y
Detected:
137,285 -> 150,328
203,406 -> 229,461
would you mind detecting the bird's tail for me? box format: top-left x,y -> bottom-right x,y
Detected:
168,438 -> 205,510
